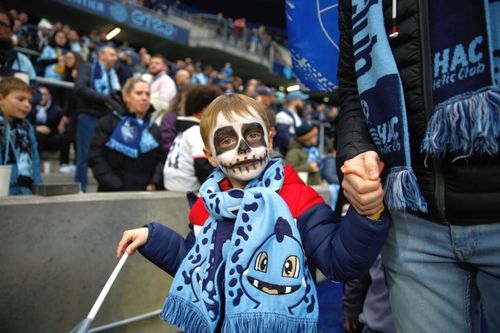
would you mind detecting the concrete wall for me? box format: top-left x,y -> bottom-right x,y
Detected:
0,192 -> 191,333
0,187 -> 330,333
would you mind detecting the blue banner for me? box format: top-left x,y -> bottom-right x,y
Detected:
55,0 -> 190,45
286,0 -> 339,91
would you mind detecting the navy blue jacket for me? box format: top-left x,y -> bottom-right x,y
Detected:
139,166 -> 390,282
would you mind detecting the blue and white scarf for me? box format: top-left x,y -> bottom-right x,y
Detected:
91,61 -> 120,95
162,159 -> 319,333
106,115 -> 159,158
422,0 -> 500,158
351,0 -> 499,212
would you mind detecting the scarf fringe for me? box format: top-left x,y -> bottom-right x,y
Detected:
223,313 -> 318,333
105,138 -> 139,158
384,166 -> 428,212
161,295 -> 211,333
421,88 -> 500,157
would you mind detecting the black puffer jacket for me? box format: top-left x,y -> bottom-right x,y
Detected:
88,96 -> 165,192
337,0 -> 500,225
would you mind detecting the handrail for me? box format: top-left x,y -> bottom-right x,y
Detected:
37,77 -> 75,89
87,309 -> 162,332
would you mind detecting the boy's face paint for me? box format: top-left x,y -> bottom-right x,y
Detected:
210,109 -> 269,182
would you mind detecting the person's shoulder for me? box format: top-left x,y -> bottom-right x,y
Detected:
280,165 -> 325,218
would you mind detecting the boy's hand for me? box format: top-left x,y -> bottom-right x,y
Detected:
341,151 -> 385,216
116,227 -> 149,258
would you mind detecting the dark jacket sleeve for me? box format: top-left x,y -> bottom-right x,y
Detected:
298,203 -> 390,282
139,222 -> 195,276
343,274 -> 371,321
88,115 -> 124,190
337,0 -> 378,178
74,62 -> 110,106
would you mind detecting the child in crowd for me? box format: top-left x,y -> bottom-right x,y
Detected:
286,122 -> 322,185
163,85 -> 222,192
116,94 -> 390,332
0,77 -> 42,195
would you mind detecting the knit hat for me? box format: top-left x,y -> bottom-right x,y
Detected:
296,122 -> 318,142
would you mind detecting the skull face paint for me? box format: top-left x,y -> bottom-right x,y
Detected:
210,109 -> 269,181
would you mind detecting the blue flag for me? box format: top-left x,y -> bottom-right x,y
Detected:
286,0 -> 339,92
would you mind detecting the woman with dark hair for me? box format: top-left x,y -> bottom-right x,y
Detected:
38,30 -> 68,80
0,77 -> 42,195
89,78 -> 164,191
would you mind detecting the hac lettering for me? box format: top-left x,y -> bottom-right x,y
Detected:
434,35 -> 484,78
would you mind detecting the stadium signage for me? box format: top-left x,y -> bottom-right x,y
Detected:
58,0 -> 190,44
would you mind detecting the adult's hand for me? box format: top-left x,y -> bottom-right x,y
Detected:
36,125 -> 51,135
341,151 -> 385,216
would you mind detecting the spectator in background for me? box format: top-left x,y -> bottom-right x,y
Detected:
174,69 -> 190,90
159,69 -> 191,154
74,45 -> 120,192
220,62 -> 233,77
31,86 -> 70,166
133,51 -> 150,75
144,54 -> 176,125
343,256 -> 396,333
192,64 -> 211,85
115,48 -> 133,86
254,85 -> 273,108
38,30 -> 68,80
89,78 -> 164,192
0,8 -> 37,86
0,77 -> 42,195
244,78 -> 259,97
274,90 -> 308,155
36,19 -> 53,52
67,29 -> 89,61
321,136 -> 340,208
286,122 -> 321,185
163,85 -> 222,192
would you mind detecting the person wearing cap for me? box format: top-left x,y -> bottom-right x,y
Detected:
36,18 -> 53,52
274,90 -> 308,155
286,122 -> 322,185
255,85 -> 273,108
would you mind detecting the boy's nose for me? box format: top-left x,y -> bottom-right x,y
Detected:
238,139 -> 251,154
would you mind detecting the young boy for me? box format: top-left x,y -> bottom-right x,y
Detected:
116,94 -> 389,333
0,77 -> 42,195
286,122 -> 322,185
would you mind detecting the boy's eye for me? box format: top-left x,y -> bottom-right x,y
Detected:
220,137 -> 236,148
246,131 -> 262,142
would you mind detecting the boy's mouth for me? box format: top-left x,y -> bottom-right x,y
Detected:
220,154 -> 267,173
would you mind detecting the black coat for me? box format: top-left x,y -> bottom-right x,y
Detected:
74,62 -> 116,117
337,0 -> 500,225
88,104 -> 165,192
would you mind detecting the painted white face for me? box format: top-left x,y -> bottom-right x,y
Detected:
210,109 -> 269,182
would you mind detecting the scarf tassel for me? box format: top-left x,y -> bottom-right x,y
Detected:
223,313 -> 318,333
421,88 -> 500,157
161,295 -> 211,333
384,166 -> 428,212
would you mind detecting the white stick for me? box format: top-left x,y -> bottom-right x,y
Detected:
87,253 -> 129,320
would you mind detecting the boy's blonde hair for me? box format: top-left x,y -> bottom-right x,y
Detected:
200,94 -> 271,149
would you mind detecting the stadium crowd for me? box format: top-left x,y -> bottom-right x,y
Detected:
1,6 -> 339,199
